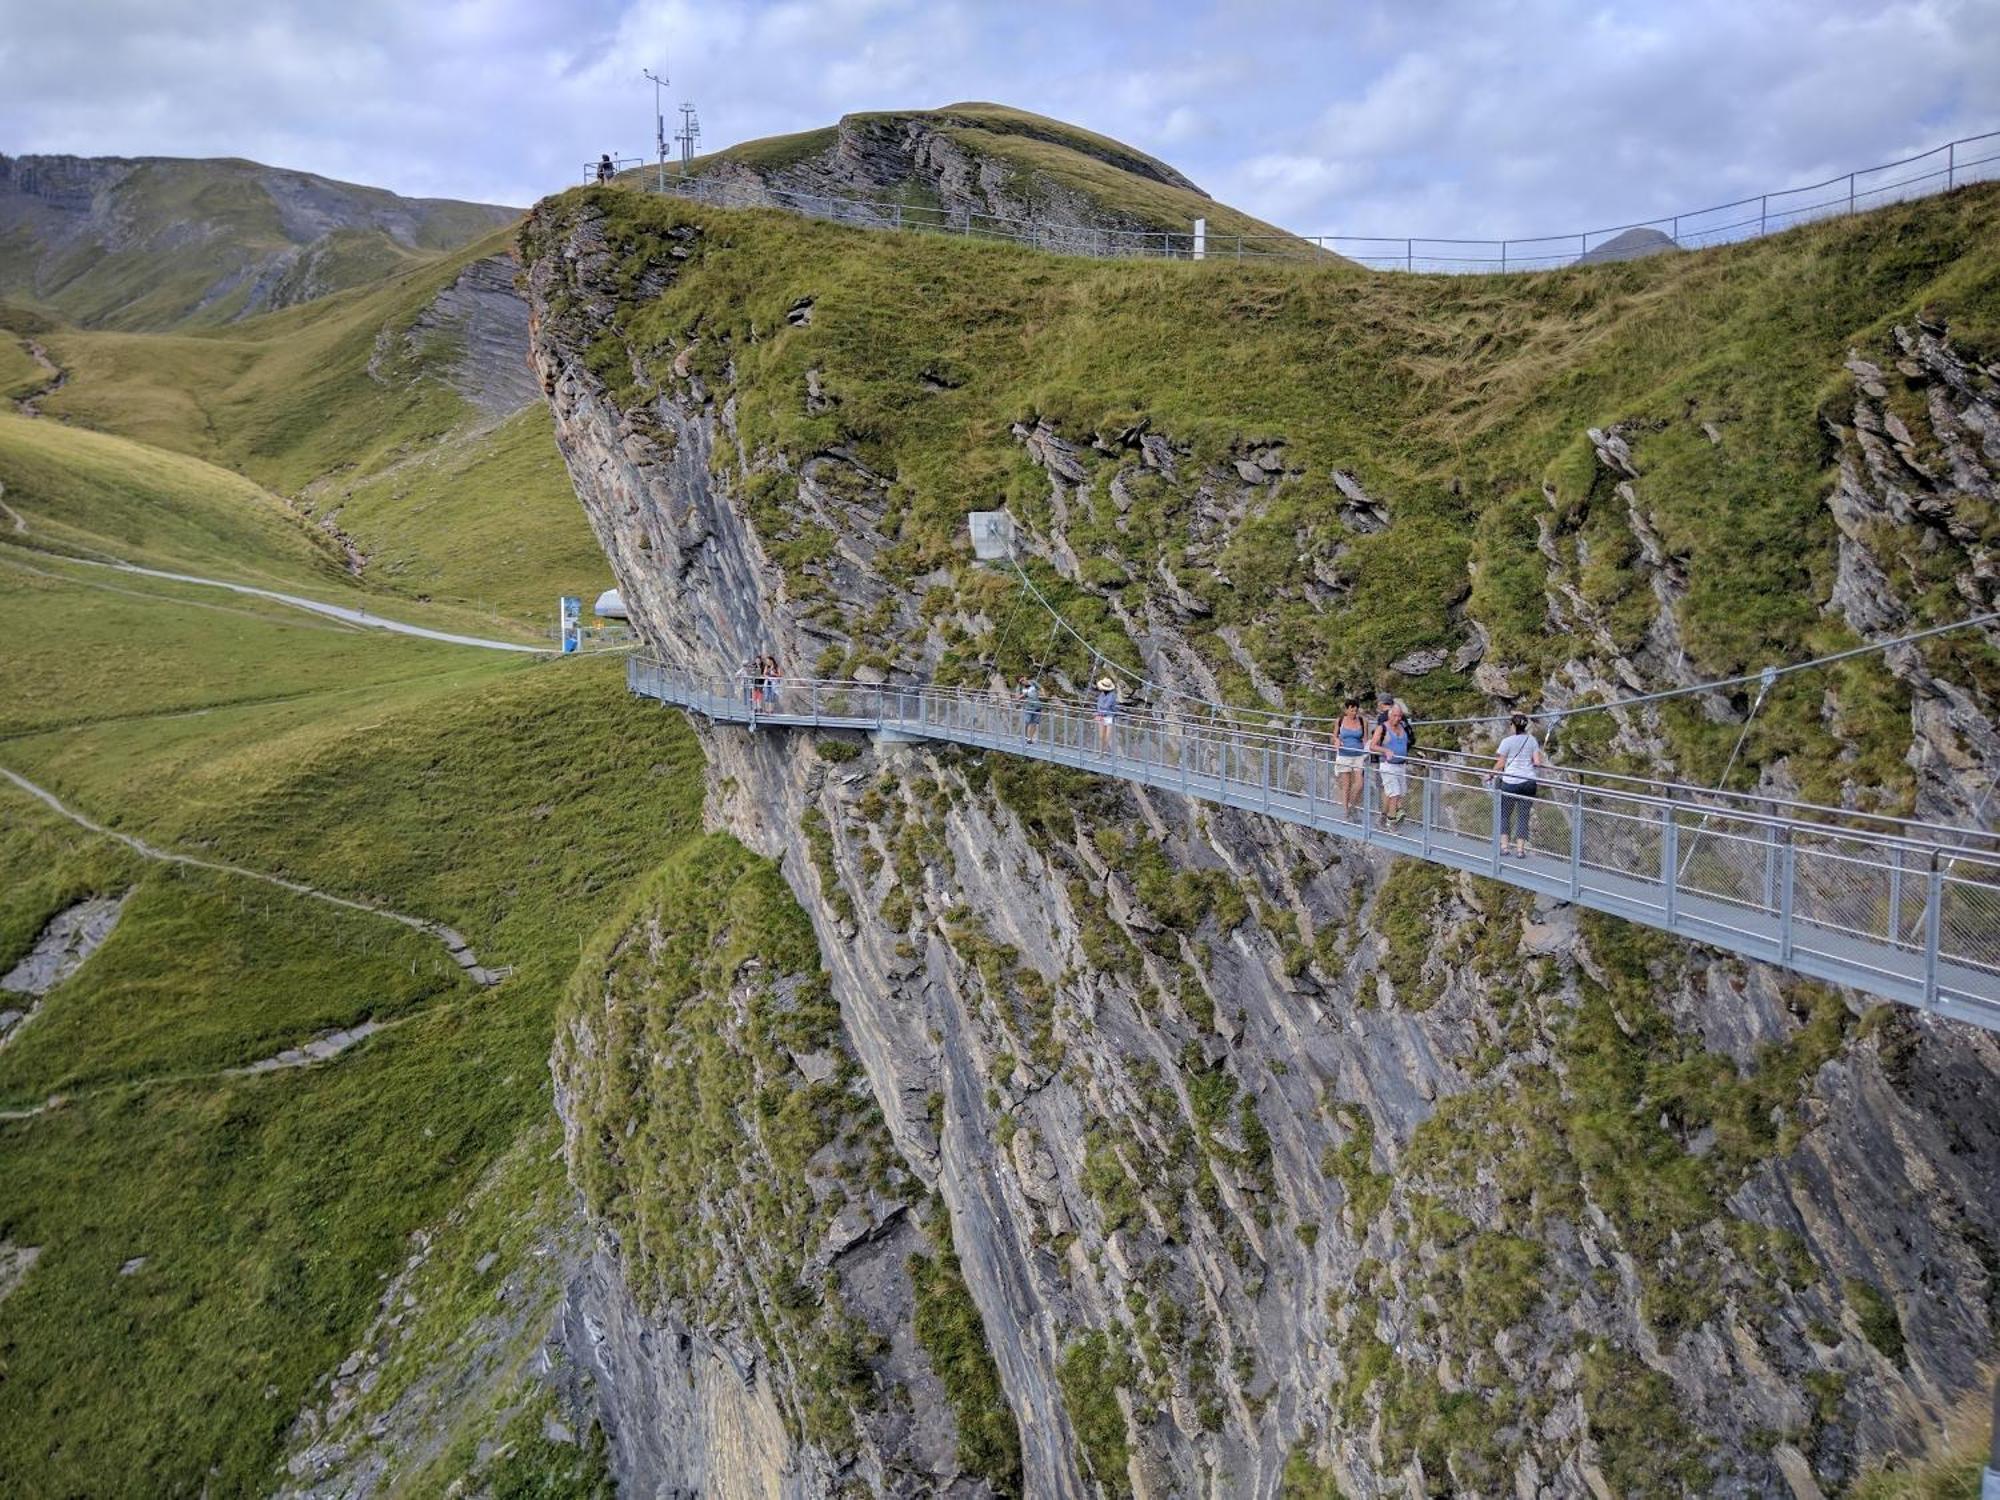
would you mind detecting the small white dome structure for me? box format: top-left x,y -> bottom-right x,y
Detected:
593,589 -> 628,620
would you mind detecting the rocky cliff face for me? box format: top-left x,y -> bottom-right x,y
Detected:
376,251 -> 539,423
523,194 -> 1999,1498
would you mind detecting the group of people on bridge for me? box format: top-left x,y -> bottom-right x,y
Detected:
736,654 -> 783,711
732,652 -> 1554,852
1017,675 -> 1551,851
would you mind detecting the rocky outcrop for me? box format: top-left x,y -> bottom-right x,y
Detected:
547,836 -> 1013,1496
683,107 -> 1227,255
1577,227 -> 1680,265
388,252 -> 538,422
1823,324 -> 2000,824
523,198 -> 2000,1499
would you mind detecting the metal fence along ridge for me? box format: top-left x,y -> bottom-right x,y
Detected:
589,129 -> 2000,274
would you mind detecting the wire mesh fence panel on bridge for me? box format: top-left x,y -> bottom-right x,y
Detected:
626,658 -> 2000,1028
600,130 -> 2000,275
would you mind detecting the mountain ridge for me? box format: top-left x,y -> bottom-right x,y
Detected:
0,151 -> 519,331
672,101 -> 1308,254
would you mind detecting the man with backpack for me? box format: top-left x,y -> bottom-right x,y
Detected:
1370,700 -> 1415,828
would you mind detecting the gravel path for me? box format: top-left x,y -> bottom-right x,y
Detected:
0,767 -> 510,987
0,496 -> 541,652
57,556 -> 546,652
1,1011 -> 428,1122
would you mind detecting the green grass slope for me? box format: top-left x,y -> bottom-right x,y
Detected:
317,403 -> 611,614
0,554 -> 499,738
543,178 -> 2000,808
0,334 -> 43,400
37,246 -> 483,485
0,569 -> 705,1492
26,227 -> 604,624
0,410 -> 346,583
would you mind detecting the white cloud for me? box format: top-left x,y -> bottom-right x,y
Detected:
0,0 -> 1991,233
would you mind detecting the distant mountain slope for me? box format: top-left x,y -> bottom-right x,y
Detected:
1578,225 -> 1680,264
0,153 -> 519,330
672,102 -> 1313,254
21,225 -> 603,622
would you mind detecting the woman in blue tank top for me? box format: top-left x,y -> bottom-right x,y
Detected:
1333,697 -> 1368,820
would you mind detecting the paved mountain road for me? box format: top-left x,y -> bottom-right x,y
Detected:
58,556 -> 548,652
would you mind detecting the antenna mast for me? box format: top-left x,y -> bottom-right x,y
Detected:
642,67 -> 668,191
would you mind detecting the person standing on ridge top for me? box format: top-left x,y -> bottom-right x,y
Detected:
596,154 -> 615,183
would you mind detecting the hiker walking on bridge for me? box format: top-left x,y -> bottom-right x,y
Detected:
1371,700 -> 1413,828
1018,675 -> 1044,744
1485,713 -> 1547,857
1095,676 -> 1120,754
1333,698 -> 1369,821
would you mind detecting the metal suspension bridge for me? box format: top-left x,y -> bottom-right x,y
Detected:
627,657 -> 2000,1032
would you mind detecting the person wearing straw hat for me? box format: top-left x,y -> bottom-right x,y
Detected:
1094,674 -> 1119,753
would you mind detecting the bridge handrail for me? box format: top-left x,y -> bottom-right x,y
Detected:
911,679 -> 1993,846
632,656 -> 2000,1023
656,663 -> 2000,861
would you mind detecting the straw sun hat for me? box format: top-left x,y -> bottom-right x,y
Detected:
1096,676 -> 1116,691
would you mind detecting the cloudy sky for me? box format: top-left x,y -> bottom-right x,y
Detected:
2,0 -> 1996,240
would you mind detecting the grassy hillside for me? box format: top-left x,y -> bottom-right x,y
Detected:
542,178 -> 2000,807
0,554 -> 707,1492
0,410 -> 346,583
0,153 -> 517,332
37,241 -> 482,483
315,403 -> 610,613
17,227 -> 604,623
0,414 -> 552,651
0,334 -> 42,400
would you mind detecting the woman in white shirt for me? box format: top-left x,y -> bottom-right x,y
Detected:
1485,713 -> 1547,858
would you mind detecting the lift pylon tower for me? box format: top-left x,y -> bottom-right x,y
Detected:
676,103 -> 701,173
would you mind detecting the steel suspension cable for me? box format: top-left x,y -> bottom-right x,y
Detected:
1415,610 -> 2000,729
1007,547 -> 1998,735
1010,556 -> 1331,722
1677,666 -> 1779,877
